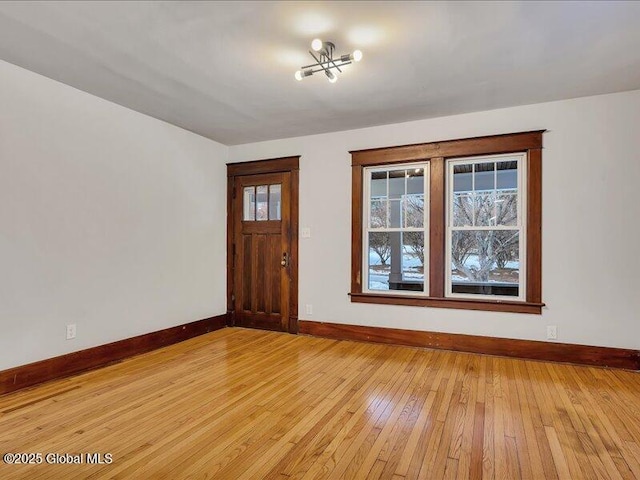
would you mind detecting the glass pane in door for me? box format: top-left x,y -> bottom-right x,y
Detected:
243,186 -> 255,221
269,184 -> 281,220
256,185 -> 268,221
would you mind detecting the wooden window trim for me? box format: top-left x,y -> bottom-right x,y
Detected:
351,131 -> 545,314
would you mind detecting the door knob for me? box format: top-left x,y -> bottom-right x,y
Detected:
281,252 -> 289,267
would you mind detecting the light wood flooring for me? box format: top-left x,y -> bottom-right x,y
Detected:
1,327 -> 639,479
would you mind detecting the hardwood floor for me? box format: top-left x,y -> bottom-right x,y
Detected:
1,328 -> 639,479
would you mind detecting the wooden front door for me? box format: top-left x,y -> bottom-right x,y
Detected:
227,158 -> 299,333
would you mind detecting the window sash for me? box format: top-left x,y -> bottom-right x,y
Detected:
446,153 -> 527,301
363,163 -> 429,295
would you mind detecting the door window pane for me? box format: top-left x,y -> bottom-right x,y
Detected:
243,186 -> 255,221
269,184 -> 281,220
256,185 -> 268,221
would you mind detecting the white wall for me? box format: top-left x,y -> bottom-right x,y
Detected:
229,90 -> 640,350
0,59 -> 228,370
2,56 -> 636,371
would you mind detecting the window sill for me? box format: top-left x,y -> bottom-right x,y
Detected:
348,292 -> 544,314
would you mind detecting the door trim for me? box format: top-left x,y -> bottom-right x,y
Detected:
226,156 -> 300,333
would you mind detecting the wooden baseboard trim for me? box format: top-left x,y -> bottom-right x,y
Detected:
299,320 -> 640,370
0,314 -> 228,395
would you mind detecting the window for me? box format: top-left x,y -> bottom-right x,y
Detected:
364,164 -> 428,293
350,131 -> 544,314
447,155 -> 525,300
243,184 -> 281,221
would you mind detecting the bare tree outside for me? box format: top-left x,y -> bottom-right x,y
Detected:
369,232 -> 391,265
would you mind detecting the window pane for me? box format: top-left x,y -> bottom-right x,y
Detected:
452,193 -> 473,227
368,232 -> 390,291
496,192 -> 517,226
474,191 -> 496,226
243,186 -> 255,221
256,185 -> 268,221
474,162 -> 495,191
497,161 -> 518,189
370,199 -> 387,228
389,170 -> 405,199
371,171 -> 387,198
450,230 -> 520,297
404,194 -> 424,228
402,232 -> 424,292
269,184 -> 281,220
407,169 -> 424,194
496,161 -> 518,225
369,232 -> 425,292
389,199 -> 401,228
453,164 -> 473,192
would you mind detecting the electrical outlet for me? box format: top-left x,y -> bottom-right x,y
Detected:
546,325 -> 557,340
305,304 -> 313,315
66,324 -> 77,340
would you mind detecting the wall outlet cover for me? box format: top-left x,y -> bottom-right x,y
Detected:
66,324 -> 77,340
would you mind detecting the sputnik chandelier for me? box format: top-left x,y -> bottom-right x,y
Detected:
295,38 -> 362,83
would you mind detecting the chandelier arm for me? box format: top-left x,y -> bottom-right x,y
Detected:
309,50 -> 334,77
306,67 -> 334,75
301,60 -> 351,70
329,59 -> 343,73
308,51 -> 324,66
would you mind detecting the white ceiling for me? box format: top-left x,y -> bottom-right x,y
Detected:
1,1 -> 639,145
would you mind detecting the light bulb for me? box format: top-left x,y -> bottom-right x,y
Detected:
352,49 -> 363,62
311,38 -> 323,51
294,70 -> 303,81
326,70 -> 337,83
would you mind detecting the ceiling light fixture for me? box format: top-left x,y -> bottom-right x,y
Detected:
294,39 -> 362,83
